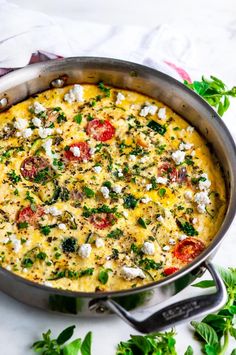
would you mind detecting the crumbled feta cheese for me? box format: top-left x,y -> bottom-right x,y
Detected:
14,118 -> 28,131
70,146 -> 81,157
157,215 -> 164,223
129,155 -> 136,161
146,184 -> 152,191
171,150 -> 185,165
141,197 -> 152,204
117,168 -> 124,177
44,206 -> 62,216
6,265 -> 11,271
194,191 -> 210,205
199,173 -> 211,191
140,156 -> 148,163
186,126 -> 194,133
141,241 -> 155,255
184,191 -> 193,200
93,165 -> 102,174
32,117 -> 42,127
120,266 -> 146,280
64,84 -> 84,103
22,268 -> 28,273
158,107 -> 167,120
116,92 -> 125,105
192,217 -> 198,225
100,186 -> 110,199
42,138 -> 58,159
21,128 -> 33,139
95,238 -> 104,248
38,127 -> 53,139
30,101 -> 46,114
112,185 -> 122,194
58,223 -> 67,231
197,204 -> 206,213
156,177 -> 168,185
162,245 -> 170,251
89,147 -> 96,155
169,238 -> 176,245
178,234 -> 188,241
179,142 -> 193,151
140,104 -> 158,117
78,244 -> 92,258
123,210 -> 128,218
10,235 -> 21,253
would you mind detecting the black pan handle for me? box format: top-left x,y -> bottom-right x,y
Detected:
98,261 -> 227,333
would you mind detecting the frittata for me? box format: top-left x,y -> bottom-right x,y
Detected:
0,83 -> 226,292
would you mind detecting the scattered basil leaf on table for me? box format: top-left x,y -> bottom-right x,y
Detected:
184,76 -> 236,117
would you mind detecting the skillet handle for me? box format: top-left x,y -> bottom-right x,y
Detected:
99,261 -> 227,333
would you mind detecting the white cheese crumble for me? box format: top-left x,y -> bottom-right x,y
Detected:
93,165 -> 102,174
95,238 -> 105,248
140,156 -> 148,163
117,168 -> 124,177
44,281 -> 53,287
32,117 -> 42,127
157,215 -> 164,223
100,186 -> 110,199
120,266 -> 146,280
179,142 -> 193,151
30,101 -> 46,114
64,84 -> 84,103
199,173 -> 211,191
178,234 -> 188,241
194,191 -> 210,214
10,235 -> 21,253
123,210 -> 128,218
184,191 -> 193,200
192,217 -> 198,225
129,155 -> 136,161
141,241 -> 155,255
186,126 -> 194,133
158,107 -> 167,120
169,238 -> 176,245
112,185 -> 122,194
70,146 -> 81,157
171,150 -> 185,165
140,104 -> 158,117
162,245 -> 170,251
21,128 -> 33,139
141,197 -> 152,204
14,118 -> 28,131
156,177 -> 168,185
38,127 -> 53,139
145,184 -> 152,191
42,138 -> 58,159
44,206 -> 62,216
89,147 -> 96,155
116,92 -> 125,105
58,223 -> 67,231
78,244 -> 92,258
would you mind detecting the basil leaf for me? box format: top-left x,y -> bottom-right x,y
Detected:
74,113 -> 82,124
176,218 -> 198,236
192,280 -> 215,288
63,339 -> 81,355
98,269 -> 112,285
83,186 -> 95,198
216,266 -> 236,288
137,217 -> 147,229
191,321 -> 219,347
130,335 -> 151,353
81,331 -> 92,355
57,325 -> 75,345
231,350 -> 236,355
204,344 -> 218,355
158,188 -> 166,197
184,345 -> 194,355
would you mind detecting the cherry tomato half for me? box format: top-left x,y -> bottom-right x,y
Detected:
174,237 -> 205,263
16,205 -> 45,227
158,162 -> 178,182
86,119 -> 115,141
163,267 -> 179,276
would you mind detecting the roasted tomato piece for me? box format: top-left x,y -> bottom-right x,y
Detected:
16,205 -> 45,227
174,237 -> 205,263
20,156 -> 52,182
163,267 -> 179,276
89,213 -> 116,229
86,119 -> 115,141
158,162 -> 178,182
64,142 -> 91,162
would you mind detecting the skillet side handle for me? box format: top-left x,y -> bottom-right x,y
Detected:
100,261 -> 227,333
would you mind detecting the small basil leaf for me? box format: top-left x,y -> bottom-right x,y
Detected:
191,321 -> 219,347
57,325 -> 76,345
192,280 -> 215,288
184,345 -> 194,355
63,339 -> 81,355
81,331 -> 92,355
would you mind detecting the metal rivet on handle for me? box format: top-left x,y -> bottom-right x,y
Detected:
0,97 -> 8,109
51,78 -> 65,88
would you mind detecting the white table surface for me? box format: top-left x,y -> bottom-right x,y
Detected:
2,0 -> 236,354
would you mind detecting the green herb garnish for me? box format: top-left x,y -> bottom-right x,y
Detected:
107,228 -> 123,239
176,218 -> 198,236
123,194 -> 138,209
7,170 -> 21,184
98,82 -> 111,97
137,217 -> 147,229
147,120 -> 167,135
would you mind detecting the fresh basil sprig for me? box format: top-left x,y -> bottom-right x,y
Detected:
32,326 -> 92,355
184,76 -> 236,117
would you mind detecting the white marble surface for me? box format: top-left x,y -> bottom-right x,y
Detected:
1,0 -> 236,354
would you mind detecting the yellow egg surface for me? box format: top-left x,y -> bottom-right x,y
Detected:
0,83 -> 226,292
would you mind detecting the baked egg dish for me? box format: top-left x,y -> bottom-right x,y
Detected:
0,83 -> 226,292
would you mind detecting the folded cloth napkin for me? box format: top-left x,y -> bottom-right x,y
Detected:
0,0 -> 193,82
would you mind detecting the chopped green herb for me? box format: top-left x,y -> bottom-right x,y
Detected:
61,237 -> 77,253
137,217 -> 147,229
147,120 -> 167,135
40,225 -> 51,236
123,194 -> 138,209
98,82 -> 111,97
98,268 -> 112,285
79,268 -> 94,278
74,113 -> 83,124
17,221 -> 29,229
159,188 -> 166,197
36,252 -> 47,260
7,170 -> 21,184
139,258 -> 162,270
83,186 -> 95,198
176,218 -> 198,236
107,228 -> 123,239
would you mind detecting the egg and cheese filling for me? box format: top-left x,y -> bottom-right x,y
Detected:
0,83 -> 226,291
